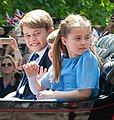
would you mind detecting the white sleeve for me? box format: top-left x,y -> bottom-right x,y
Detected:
27,76 -> 40,96
27,66 -> 53,95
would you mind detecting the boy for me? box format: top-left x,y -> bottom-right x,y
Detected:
5,9 -> 54,100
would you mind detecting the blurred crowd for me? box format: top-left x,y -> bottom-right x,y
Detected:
0,26 -> 29,98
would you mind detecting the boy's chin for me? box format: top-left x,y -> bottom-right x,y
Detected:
31,48 -> 42,52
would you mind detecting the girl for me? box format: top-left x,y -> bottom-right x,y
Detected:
23,14 -> 100,101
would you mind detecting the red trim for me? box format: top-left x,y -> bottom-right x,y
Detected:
0,102 -> 113,113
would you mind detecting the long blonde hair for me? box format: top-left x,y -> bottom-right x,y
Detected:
53,14 -> 92,82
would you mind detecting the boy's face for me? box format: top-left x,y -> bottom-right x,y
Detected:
23,26 -> 50,52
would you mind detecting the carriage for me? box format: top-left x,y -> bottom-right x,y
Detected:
0,92 -> 113,120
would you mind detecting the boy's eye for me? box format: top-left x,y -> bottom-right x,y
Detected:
24,32 -> 40,38
24,34 -> 30,38
34,32 -> 40,36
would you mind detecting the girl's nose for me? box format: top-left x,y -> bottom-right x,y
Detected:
81,38 -> 86,45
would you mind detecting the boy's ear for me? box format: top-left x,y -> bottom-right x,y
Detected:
61,37 -> 67,45
48,27 -> 54,34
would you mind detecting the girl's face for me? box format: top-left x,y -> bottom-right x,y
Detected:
61,27 -> 91,58
48,43 -> 54,62
1,58 -> 15,74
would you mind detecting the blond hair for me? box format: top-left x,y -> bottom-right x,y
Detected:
19,9 -> 54,31
1,55 -> 16,69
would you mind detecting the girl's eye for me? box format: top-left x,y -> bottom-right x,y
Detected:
75,37 -> 81,41
85,35 -> 91,40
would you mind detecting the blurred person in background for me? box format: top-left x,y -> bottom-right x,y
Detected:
0,37 -> 23,71
5,36 -> 23,71
0,27 -> 5,37
99,14 -> 114,38
0,55 -> 22,98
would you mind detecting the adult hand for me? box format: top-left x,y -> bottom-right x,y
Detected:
9,36 -> 19,51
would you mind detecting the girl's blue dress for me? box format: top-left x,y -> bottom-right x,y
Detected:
41,50 -> 100,99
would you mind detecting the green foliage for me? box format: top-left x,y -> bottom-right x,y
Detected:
0,0 -> 114,27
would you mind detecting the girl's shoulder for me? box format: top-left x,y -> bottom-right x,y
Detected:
81,50 -> 96,59
80,50 -> 99,65
62,50 -> 97,63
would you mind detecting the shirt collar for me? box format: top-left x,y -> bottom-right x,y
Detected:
36,46 -> 48,57
29,46 -> 48,63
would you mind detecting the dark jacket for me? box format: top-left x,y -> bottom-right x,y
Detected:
0,72 -> 22,98
16,48 -> 52,99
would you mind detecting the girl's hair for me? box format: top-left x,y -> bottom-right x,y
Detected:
1,55 -> 16,69
19,9 -> 54,31
52,14 -> 92,82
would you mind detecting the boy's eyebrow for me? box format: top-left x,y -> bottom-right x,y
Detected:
33,29 -> 41,32
23,33 -> 29,35
24,29 -> 41,35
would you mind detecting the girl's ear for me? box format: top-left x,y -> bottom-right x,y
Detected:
61,37 -> 67,45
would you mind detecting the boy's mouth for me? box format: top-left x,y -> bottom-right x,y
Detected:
31,43 -> 39,47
